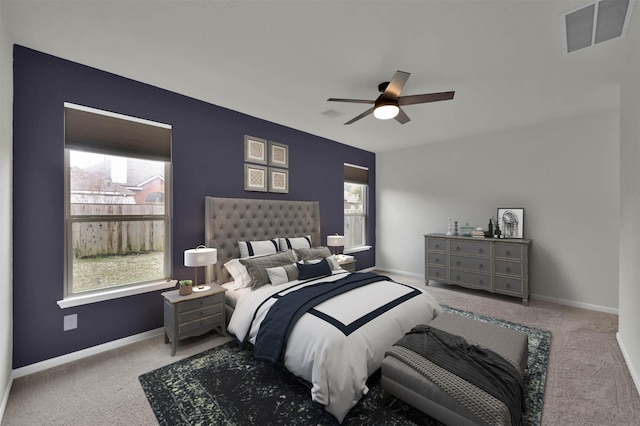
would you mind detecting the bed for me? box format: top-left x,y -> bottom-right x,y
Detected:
203,197 -> 442,423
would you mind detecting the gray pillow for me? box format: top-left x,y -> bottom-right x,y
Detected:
294,246 -> 332,261
240,250 -> 298,289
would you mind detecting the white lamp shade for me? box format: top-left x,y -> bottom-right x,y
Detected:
327,235 -> 345,247
373,104 -> 399,120
184,247 -> 217,267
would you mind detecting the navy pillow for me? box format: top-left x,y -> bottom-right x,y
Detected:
297,258 -> 332,280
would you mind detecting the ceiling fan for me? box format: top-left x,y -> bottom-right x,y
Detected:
327,70 -> 455,125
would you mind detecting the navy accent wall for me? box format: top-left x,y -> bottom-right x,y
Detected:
12,45 -> 375,369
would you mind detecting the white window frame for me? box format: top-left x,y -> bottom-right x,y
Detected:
59,103 -> 175,308
344,163 -> 371,253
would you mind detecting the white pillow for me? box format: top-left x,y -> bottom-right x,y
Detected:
224,258 -> 252,289
278,235 -> 312,251
266,263 -> 299,286
238,239 -> 279,259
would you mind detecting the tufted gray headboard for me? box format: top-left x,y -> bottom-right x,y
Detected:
204,197 -> 321,284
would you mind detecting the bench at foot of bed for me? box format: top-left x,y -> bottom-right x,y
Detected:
381,312 -> 528,426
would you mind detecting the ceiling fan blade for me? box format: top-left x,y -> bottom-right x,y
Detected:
344,107 -> 375,125
394,108 -> 411,124
327,98 -> 375,104
398,91 -> 455,106
382,71 -> 410,100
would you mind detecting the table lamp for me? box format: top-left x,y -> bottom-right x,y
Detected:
326,234 -> 345,256
184,245 -> 217,291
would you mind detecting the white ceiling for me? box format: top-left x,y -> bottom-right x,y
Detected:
2,0 -> 636,153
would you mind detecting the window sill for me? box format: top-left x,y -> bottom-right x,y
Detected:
57,280 -> 177,309
344,245 -> 372,255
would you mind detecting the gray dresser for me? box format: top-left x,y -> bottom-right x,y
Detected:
425,233 -> 531,305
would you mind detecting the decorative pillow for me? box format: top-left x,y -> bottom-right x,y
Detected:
294,246 -> 332,262
297,257 -> 332,280
240,250 -> 298,289
224,258 -> 252,289
303,255 -> 340,271
278,235 -> 312,252
266,263 -> 299,286
238,239 -> 279,259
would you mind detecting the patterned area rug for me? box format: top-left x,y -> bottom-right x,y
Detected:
139,306 -> 551,425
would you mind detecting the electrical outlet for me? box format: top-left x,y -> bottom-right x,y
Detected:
64,314 -> 77,331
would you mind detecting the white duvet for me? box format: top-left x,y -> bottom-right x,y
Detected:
227,271 -> 443,423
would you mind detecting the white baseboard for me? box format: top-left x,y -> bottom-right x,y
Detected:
0,375 -> 13,425
11,327 -> 164,379
374,267 -> 619,314
530,293 -> 618,315
616,332 -> 640,398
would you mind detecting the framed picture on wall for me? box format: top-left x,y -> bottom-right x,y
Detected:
244,164 -> 268,192
497,208 -> 524,238
244,135 -> 268,164
269,168 -> 289,193
269,141 -> 289,168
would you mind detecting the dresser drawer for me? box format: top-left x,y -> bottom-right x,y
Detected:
494,276 -> 523,295
427,265 -> 448,281
427,238 -> 447,251
494,260 -> 522,276
178,294 -> 222,312
427,251 -> 448,266
450,255 -> 492,273
179,303 -> 223,323
179,312 -> 223,334
495,243 -> 522,260
450,270 -> 491,290
450,240 -> 491,257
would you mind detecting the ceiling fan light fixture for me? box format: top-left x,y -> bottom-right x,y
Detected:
373,104 -> 399,120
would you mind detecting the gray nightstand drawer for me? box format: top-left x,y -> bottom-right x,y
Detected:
179,294 -> 222,312
495,243 -> 522,260
495,260 -> 521,276
179,313 -> 224,334
450,240 -> 491,257
427,252 -> 448,266
450,270 -> 491,290
179,303 -> 223,323
450,255 -> 492,273
427,238 -> 447,251
427,265 -> 448,281
495,276 -> 523,295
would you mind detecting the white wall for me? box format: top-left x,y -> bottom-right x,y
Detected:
0,0 -> 13,418
377,110 -> 620,310
618,7 -> 640,394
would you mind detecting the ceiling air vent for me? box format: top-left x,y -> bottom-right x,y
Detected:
562,0 -> 634,53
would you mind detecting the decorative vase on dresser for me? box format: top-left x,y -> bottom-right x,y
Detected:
424,233 -> 532,306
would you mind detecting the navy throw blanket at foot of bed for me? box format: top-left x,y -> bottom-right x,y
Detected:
392,325 -> 525,426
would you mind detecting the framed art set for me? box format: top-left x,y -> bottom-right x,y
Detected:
244,135 -> 289,193
496,207 -> 524,238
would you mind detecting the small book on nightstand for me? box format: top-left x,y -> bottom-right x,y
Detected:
336,254 -> 354,263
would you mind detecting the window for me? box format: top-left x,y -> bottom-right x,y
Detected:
344,164 -> 369,250
64,103 -> 172,298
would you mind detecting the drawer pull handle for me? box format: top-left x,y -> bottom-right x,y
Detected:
506,267 -> 511,273
456,275 -> 461,280
435,244 -> 440,249
479,248 -> 483,253
435,258 -> 440,263
455,246 -> 460,251
506,251 -> 511,256
435,271 -> 440,276
456,261 -> 460,266
506,283 -> 512,289
479,279 -> 484,285
478,264 -> 483,269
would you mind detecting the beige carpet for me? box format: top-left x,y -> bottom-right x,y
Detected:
3,272 -> 640,425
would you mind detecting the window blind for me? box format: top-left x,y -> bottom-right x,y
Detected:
344,163 -> 368,184
64,103 -> 171,162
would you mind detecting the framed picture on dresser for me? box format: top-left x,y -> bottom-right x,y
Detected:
497,208 -> 524,238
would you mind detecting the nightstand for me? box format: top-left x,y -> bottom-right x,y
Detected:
337,255 -> 357,273
162,284 -> 226,356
